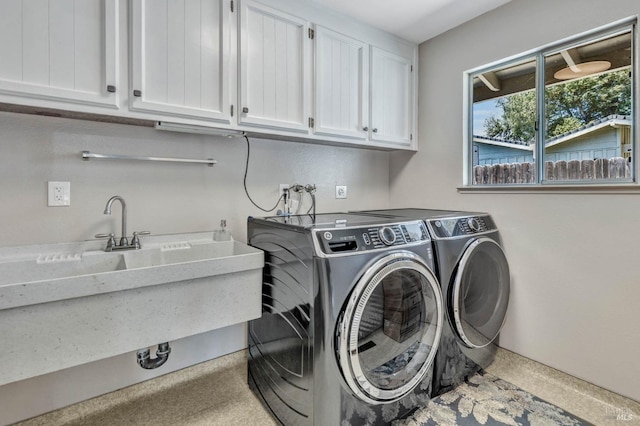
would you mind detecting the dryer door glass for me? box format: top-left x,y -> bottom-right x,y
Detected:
337,252 -> 443,404
451,237 -> 510,348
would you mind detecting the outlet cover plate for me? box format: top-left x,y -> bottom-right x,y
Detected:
335,185 -> 347,199
48,181 -> 71,206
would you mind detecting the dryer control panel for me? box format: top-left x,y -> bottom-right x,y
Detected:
315,221 -> 429,256
429,215 -> 496,239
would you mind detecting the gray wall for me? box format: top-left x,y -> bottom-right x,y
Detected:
0,110 -> 391,424
391,0 -> 640,401
0,112 -> 390,247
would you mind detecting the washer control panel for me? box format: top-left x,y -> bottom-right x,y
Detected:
316,221 -> 429,255
429,215 -> 496,239
378,226 -> 397,245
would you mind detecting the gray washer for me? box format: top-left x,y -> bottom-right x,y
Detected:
354,208 -> 510,397
247,213 -> 444,425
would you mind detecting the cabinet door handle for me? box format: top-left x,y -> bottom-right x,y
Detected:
242,107 -> 249,113
363,126 -> 368,131
107,85 -> 116,93
372,128 -> 378,133
133,90 -> 142,97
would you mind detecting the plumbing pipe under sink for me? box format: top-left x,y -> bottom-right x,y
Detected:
136,342 -> 171,369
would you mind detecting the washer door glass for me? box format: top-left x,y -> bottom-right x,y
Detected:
337,252 -> 443,404
452,237 -> 510,348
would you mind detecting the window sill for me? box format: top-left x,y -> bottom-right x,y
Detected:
458,183 -> 640,194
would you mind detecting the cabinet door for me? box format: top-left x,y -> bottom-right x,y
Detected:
130,0 -> 231,123
313,26 -> 368,140
239,0 -> 309,132
0,0 -> 118,109
370,46 -> 413,146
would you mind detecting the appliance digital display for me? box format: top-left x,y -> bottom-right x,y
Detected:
437,219 -> 458,237
402,223 -> 425,241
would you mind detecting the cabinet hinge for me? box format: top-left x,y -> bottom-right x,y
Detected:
309,117 -> 314,128
230,105 -> 234,117
308,28 -> 314,39
230,0 -> 234,12
410,133 -> 413,141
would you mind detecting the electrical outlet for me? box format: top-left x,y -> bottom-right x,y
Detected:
48,181 -> 71,206
336,185 -> 347,199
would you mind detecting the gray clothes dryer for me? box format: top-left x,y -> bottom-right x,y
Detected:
247,213 -> 444,425
355,209 -> 510,397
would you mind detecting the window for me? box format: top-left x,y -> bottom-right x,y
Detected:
468,20 -> 635,186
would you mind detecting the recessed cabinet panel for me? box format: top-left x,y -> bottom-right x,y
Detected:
239,0 -> 309,132
314,26 -> 368,140
130,0 -> 230,123
370,46 -> 413,146
0,0 -> 118,109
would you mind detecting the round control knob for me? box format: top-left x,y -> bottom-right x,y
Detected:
378,227 -> 397,245
467,218 -> 481,233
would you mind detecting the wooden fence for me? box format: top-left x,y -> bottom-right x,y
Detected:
473,157 -> 630,184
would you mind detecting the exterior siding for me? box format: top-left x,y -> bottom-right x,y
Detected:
475,126 -> 623,165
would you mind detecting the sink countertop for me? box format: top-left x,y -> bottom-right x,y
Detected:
0,232 -> 264,310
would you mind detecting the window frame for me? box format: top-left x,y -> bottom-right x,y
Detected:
463,17 -> 638,189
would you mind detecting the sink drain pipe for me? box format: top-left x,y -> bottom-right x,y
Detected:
136,342 -> 171,369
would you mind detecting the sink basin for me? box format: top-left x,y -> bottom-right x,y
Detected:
0,235 -> 262,311
123,240 -> 250,269
0,252 -> 126,286
0,232 -> 264,386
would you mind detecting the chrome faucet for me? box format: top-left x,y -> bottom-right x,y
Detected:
104,195 -> 128,246
95,195 -> 150,251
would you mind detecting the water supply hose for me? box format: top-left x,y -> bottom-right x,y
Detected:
305,184 -> 316,222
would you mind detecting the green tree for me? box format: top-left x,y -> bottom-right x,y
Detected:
545,69 -> 631,137
485,91 -> 536,142
484,69 -> 631,142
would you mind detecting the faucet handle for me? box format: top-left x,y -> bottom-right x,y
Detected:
132,231 -> 150,249
95,233 -> 116,251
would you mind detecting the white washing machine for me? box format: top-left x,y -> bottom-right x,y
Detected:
355,209 -> 511,396
247,213 -> 444,425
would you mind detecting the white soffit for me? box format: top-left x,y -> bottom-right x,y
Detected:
312,0 -> 512,44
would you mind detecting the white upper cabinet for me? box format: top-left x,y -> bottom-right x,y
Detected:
313,26 -> 368,140
370,46 -> 414,146
130,0 -> 232,123
0,0 -> 119,109
0,0 -> 417,149
239,0 -> 309,132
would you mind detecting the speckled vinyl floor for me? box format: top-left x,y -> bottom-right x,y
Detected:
13,348 -> 640,426
484,350 -> 640,426
13,351 -> 276,426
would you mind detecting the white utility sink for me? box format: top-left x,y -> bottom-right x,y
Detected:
0,232 -> 264,386
0,252 -> 127,287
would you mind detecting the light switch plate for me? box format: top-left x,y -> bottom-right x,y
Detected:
48,181 -> 71,206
